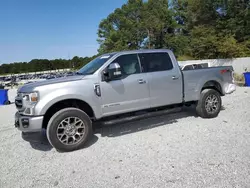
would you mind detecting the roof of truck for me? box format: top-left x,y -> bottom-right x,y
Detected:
102,49 -> 172,57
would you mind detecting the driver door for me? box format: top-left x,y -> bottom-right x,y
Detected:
100,54 -> 150,117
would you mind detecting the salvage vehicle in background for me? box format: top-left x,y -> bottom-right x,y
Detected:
180,63 -> 209,70
15,49 -> 236,152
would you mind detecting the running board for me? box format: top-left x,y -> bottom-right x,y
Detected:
101,107 -> 183,126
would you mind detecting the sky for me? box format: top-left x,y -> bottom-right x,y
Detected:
0,0 -> 127,64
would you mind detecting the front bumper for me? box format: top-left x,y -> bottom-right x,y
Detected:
15,112 -> 43,132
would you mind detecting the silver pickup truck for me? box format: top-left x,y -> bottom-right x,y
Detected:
15,49 -> 236,152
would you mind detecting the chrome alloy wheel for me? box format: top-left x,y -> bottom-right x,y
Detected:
57,117 -> 85,145
205,94 -> 219,114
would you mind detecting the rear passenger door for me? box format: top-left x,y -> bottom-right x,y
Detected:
138,52 -> 183,108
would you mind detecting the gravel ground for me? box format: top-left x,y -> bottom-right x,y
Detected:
0,87 -> 250,188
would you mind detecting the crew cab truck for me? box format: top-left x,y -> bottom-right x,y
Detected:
15,49 -> 236,152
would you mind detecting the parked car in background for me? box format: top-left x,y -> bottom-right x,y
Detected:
5,81 -> 19,87
15,49 -> 236,152
180,63 -> 209,70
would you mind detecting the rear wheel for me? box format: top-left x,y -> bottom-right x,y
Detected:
46,108 -> 92,152
196,89 -> 222,118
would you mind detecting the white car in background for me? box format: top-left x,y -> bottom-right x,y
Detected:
180,63 -> 209,70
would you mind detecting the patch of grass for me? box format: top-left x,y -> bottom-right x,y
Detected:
234,73 -> 245,82
234,73 -> 246,86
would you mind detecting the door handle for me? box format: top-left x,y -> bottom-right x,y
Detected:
138,79 -> 146,84
172,76 -> 179,80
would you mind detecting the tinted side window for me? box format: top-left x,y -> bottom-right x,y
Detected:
113,54 -> 141,75
139,52 -> 173,72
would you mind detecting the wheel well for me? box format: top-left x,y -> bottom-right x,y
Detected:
42,99 -> 95,129
202,81 -> 223,95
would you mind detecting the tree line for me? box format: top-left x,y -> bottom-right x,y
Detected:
98,0 -> 250,59
1,0 -> 249,74
0,56 -> 97,75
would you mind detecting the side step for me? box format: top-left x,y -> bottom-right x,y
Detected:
101,107 -> 183,126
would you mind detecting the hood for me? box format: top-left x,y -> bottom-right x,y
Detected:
18,75 -> 84,93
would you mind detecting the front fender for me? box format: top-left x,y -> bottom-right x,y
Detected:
34,88 -> 102,118
34,89 -> 81,115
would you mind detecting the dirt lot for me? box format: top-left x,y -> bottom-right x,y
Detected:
0,87 -> 250,188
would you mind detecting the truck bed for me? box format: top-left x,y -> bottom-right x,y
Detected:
182,66 -> 234,102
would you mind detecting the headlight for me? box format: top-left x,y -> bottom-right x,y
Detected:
23,92 -> 39,103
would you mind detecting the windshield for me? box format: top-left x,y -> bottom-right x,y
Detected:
77,54 -> 114,75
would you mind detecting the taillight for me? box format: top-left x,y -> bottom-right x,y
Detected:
220,69 -> 231,74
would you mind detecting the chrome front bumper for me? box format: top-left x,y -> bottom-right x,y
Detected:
15,112 -> 43,132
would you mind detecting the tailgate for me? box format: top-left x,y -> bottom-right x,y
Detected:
219,66 -> 235,83
219,66 -> 236,94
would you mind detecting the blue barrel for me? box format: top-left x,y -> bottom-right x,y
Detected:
0,89 -> 9,105
243,72 -> 250,87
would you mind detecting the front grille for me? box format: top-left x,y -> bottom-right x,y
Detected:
15,93 -> 31,115
15,93 -> 23,110
15,99 -> 23,109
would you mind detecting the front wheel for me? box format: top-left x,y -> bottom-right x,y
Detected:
46,108 -> 92,152
196,89 -> 222,118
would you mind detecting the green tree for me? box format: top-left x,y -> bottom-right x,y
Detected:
97,0 -> 186,56
98,0 -> 146,53
177,0 -> 250,59
142,0 -> 176,49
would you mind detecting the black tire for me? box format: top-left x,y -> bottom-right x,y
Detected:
46,108 -> 92,152
196,89 -> 222,118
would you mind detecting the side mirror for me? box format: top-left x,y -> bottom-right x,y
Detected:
104,63 -> 122,81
